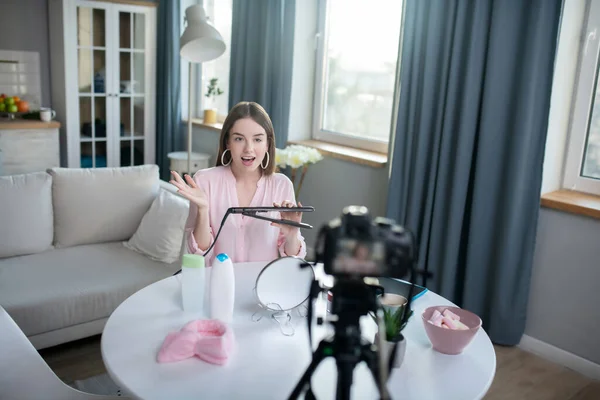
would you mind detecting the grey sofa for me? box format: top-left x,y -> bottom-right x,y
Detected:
0,165 -> 187,350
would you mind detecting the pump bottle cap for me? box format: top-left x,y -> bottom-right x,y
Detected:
216,253 -> 230,262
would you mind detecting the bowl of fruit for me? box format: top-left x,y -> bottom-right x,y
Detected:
0,94 -> 30,119
422,305 -> 482,355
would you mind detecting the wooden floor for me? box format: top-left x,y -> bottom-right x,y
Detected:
39,335 -> 600,399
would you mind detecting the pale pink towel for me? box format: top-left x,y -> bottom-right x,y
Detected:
157,319 -> 234,365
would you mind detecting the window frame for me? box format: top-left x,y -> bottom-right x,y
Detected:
311,0 -> 402,154
563,0 -> 600,195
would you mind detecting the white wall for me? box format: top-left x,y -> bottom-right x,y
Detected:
526,208 -> 600,368
190,125 -> 220,165
292,159 -> 389,252
0,0 -> 52,107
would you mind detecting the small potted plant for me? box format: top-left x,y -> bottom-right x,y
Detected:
373,299 -> 413,369
203,77 -> 223,124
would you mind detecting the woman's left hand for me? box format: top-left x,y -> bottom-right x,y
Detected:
272,200 -> 303,237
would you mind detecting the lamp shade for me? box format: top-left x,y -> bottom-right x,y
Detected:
180,5 -> 226,63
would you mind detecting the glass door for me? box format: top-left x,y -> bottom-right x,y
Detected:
118,10 -> 146,167
77,5 -> 108,168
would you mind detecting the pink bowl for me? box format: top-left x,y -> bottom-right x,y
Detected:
421,306 -> 482,355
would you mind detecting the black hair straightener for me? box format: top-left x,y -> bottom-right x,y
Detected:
173,205 -> 314,275
229,206 -> 315,229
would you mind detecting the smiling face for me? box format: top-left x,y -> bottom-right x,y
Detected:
227,118 -> 269,171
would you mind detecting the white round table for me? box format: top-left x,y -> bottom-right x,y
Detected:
101,262 -> 496,400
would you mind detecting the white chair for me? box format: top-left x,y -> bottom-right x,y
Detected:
0,306 -> 129,400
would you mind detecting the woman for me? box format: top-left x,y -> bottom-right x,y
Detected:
170,101 -> 307,266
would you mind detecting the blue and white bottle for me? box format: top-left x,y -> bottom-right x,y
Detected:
210,253 -> 235,323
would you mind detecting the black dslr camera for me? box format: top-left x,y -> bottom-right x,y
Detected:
289,206 -> 422,400
316,205 -> 416,279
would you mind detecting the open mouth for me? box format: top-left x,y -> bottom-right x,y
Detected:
241,156 -> 255,166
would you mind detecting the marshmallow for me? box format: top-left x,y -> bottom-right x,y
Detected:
453,320 -> 470,330
441,317 -> 457,329
443,309 -> 461,321
429,310 -> 443,326
428,308 -> 471,330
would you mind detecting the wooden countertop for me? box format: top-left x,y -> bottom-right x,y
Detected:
0,119 -> 61,130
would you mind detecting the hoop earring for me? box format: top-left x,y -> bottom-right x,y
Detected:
221,149 -> 231,166
261,152 -> 270,169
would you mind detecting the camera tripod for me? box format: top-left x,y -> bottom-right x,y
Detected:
288,278 -> 400,400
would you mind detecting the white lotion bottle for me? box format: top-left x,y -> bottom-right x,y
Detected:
210,253 -> 235,323
181,254 -> 206,313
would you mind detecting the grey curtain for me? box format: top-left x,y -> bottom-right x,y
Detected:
387,0 -> 562,345
155,0 -> 182,181
229,0 -> 296,149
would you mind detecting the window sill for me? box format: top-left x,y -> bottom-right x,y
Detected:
103,0 -> 157,6
540,190 -> 600,220
287,140 -> 388,168
184,119 -> 223,133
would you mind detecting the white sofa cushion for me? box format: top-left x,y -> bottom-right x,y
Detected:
48,165 -> 159,248
0,242 -> 178,337
124,188 -> 189,264
0,172 -> 54,258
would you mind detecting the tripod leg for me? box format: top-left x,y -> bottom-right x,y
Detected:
361,343 -> 392,400
288,340 -> 331,400
335,361 -> 354,400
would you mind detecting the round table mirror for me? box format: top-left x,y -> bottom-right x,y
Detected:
254,256 -> 314,311
252,257 -> 314,335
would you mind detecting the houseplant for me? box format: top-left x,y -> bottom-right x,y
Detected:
373,300 -> 413,369
203,77 -> 224,124
275,145 -> 323,198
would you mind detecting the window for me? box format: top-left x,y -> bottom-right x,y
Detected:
180,0 -> 232,121
313,0 -> 404,153
563,0 -> 600,195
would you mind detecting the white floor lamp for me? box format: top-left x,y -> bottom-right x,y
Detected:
180,4 -> 226,175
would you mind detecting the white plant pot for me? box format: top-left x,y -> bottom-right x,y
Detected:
374,332 -> 407,369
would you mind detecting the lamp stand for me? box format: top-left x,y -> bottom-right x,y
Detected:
186,61 -> 194,176
180,3 -> 226,176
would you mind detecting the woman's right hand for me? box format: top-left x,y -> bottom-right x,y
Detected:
169,171 -> 209,210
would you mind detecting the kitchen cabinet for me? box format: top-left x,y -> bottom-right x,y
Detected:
0,120 -> 61,175
49,0 -> 156,168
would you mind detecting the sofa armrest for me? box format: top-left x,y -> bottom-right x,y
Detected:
159,179 -> 176,194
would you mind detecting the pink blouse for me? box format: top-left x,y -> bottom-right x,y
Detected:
185,165 -> 307,266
